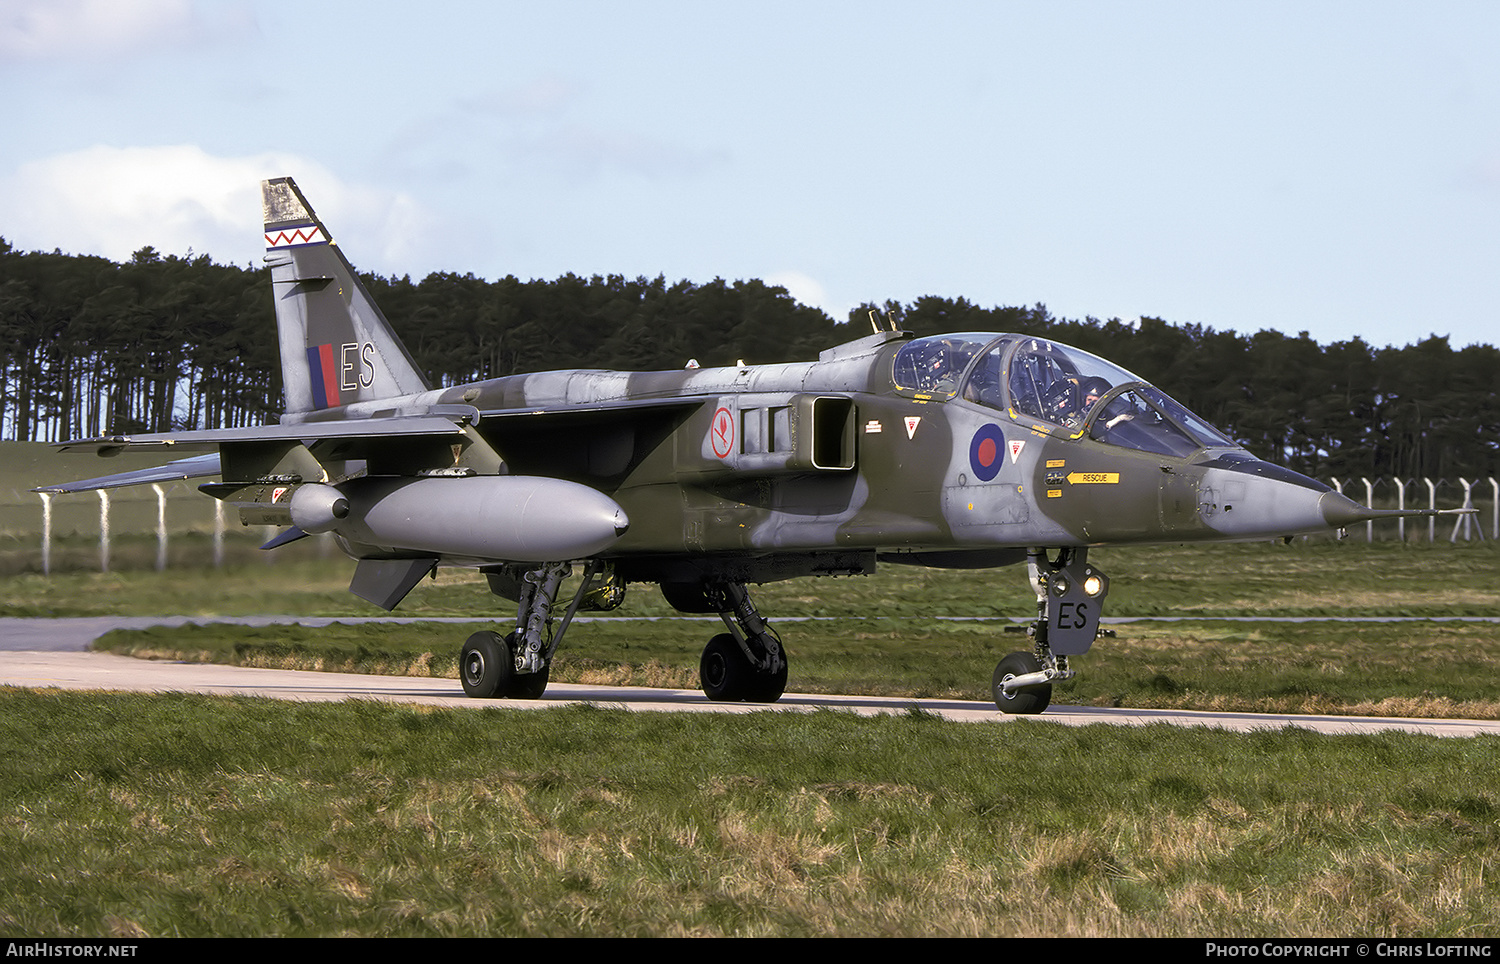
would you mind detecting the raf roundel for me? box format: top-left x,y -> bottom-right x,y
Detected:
969,424 -> 1006,482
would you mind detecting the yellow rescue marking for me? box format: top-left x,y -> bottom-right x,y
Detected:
1046,459 -> 1066,468
1047,489 -> 1062,498
1067,472 -> 1120,485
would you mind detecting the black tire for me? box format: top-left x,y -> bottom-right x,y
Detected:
992,651 -> 1052,714
504,632 -> 550,700
460,631 -> 512,699
700,633 -> 753,702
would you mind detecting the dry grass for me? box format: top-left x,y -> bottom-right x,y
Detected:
5,686 -> 1500,936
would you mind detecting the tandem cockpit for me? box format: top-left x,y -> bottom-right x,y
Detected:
892,332 -> 1239,459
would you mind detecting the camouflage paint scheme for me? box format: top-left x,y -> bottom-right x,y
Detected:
43,178 -> 1429,712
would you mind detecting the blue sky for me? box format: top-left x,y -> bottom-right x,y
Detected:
2,0 -> 1497,350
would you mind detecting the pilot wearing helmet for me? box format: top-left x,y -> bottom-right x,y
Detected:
1080,376 -> 1112,417
1042,374 -> 1118,428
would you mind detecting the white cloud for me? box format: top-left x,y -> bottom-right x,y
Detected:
0,145 -> 434,270
0,0 -> 231,60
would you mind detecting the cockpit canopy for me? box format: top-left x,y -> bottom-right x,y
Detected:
892,333 -> 1237,458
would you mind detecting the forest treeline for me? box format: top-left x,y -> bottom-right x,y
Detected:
2,239 -> 1496,481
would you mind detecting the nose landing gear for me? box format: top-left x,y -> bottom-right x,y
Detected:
992,548 -> 1108,714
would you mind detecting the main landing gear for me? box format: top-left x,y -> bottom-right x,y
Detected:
460,628 -> 549,700
662,580 -> 788,703
992,547 -> 1110,715
460,560 -> 624,700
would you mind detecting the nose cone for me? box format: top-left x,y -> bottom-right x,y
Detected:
1199,459 -> 1443,539
1198,458 -> 1345,539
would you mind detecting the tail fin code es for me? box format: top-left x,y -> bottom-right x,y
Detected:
261,177 -> 429,415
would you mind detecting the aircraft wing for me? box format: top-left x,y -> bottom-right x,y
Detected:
38,413 -> 477,493
54,414 -> 474,454
35,452 -> 225,494
38,399 -> 705,495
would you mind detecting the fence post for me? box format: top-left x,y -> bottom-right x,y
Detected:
1426,478 -> 1438,543
1451,479 -> 1473,542
152,483 -> 168,570
96,489 -> 110,573
1360,477 -> 1374,542
40,492 -> 52,575
1394,478 -> 1406,542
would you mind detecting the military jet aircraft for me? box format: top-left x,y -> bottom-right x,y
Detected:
42,177 -> 1447,714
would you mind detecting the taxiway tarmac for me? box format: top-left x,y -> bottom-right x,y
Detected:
2,617 -> 1498,737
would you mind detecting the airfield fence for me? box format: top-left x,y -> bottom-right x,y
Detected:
1,476 -> 1495,575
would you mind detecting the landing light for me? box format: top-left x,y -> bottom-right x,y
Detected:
1050,575 -> 1070,596
1084,574 -> 1105,597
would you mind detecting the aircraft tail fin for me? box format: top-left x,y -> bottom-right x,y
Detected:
261,177 -> 430,415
